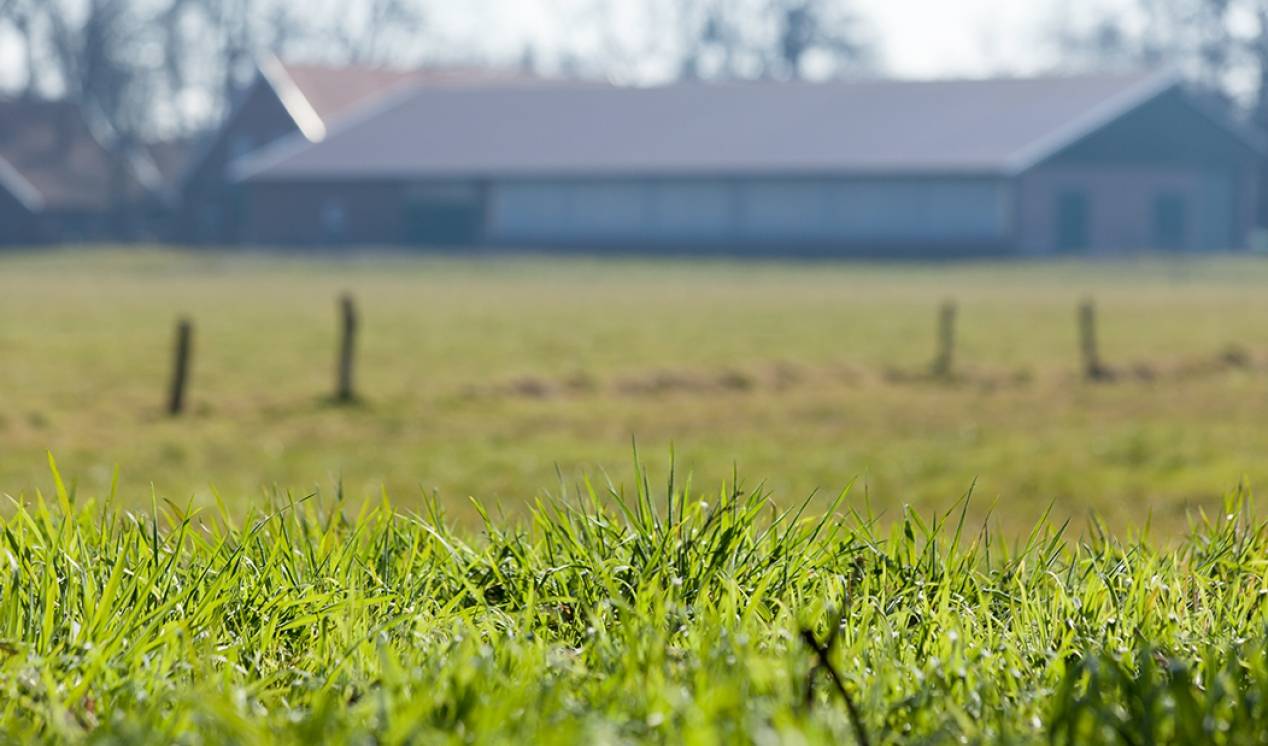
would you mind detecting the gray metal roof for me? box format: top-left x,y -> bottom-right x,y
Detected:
235,72 -> 1184,182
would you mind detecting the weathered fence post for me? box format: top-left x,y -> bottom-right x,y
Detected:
931,300 -> 957,379
1079,298 -> 1107,381
167,317 -> 192,416
335,293 -> 358,404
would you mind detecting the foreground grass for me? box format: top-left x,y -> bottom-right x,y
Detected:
4,459 -> 1268,743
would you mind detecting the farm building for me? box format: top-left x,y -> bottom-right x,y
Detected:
0,99 -> 158,245
179,57 -> 535,244
231,71 -> 1263,256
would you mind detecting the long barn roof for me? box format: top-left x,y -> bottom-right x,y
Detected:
235,71 -> 1213,183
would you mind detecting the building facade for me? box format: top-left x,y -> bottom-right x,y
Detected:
232,72 -> 1262,256
0,99 -> 150,246
177,58 -> 426,245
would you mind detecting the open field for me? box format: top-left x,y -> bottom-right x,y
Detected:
2,248 -> 1268,532
6,248 -> 1268,741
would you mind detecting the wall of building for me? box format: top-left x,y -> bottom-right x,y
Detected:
1015,165 -> 1241,254
180,80 -> 302,245
242,181 -> 407,246
237,86 -> 1259,255
0,188 -> 41,245
0,197 -> 126,246
1017,88 -> 1259,254
240,175 -> 1013,253
486,177 -> 1012,253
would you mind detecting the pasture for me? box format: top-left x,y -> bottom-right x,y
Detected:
6,247 -> 1268,742
2,248 -> 1268,533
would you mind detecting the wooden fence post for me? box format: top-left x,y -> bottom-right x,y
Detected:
335,294 -> 358,404
931,300 -> 957,378
167,317 -> 192,416
1079,299 -> 1107,381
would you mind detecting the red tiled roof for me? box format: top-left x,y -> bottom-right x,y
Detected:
274,61 -> 537,130
276,64 -> 423,124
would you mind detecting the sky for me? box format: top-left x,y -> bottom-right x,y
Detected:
859,0 -> 1058,77
0,0 -> 1119,92
422,0 -> 1101,79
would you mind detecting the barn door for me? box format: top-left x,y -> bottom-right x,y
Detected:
403,184 -> 486,247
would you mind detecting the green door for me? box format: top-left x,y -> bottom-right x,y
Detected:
403,184 -> 486,247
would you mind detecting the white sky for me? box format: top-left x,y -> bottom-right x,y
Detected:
423,0 -> 1094,78
0,0 -> 1118,91
860,0 -> 1057,77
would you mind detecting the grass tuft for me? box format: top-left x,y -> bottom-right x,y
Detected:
1,460 -> 1268,742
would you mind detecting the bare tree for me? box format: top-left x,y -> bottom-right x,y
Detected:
331,0 -> 428,66
1254,5 -> 1268,127
1054,0 -> 1237,86
673,0 -> 755,80
1053,15 -> 1142,71
765,0 -> 873,80
1248,4 -> 1268,229
0,0 -> 52,98
1,0 -> 431,136
0,0 -> 882,136
664,0 -> 872,81
48,0 -> 138,128
0,0 -> 170,134
164,0 -> 300,112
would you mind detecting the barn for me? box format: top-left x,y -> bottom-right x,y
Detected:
178,56 -> 536,245
232,71 -> 1263,255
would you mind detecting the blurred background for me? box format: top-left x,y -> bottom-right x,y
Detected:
1,0 -> 1266,244
1,0 -> 1268,533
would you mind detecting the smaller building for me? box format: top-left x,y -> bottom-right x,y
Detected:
178,56 -> 531,245
232,71 -> 1264,256
0,99 -> 149,245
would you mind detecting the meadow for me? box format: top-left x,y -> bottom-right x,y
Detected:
5,248 -> 1268,742
2,248 -> 1268,532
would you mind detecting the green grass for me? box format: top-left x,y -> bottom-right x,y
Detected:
4,455 -> 1268,743
3,248 -> 1268,533
8,248 -> 1268,741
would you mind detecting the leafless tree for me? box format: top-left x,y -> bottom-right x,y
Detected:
160,0 -> 299,112
1,0 -> 432,137
331,0 -> 428,65
0,0 -> 171,135
664,0 -> 872,81
0,0 -> 52,98
1253,7 -> 1268,113
764,0 -> 873,80
672,0 -> 755,79
1054,0 -> 1237,87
